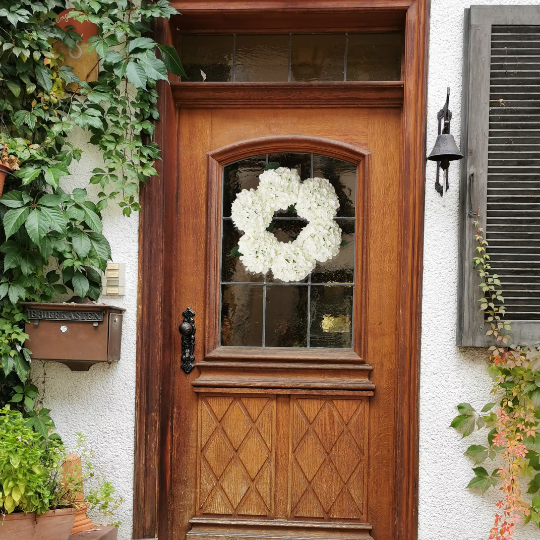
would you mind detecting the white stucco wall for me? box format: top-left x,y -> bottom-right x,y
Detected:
29,2 -> 540,539
421,1 -> 539,539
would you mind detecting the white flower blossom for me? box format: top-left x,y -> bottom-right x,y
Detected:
271,243 -> 316,282
258,167 -> 301,211
296,177 -> 340,221
230,168 -> 342,282
231,189 -> 273,233
296,220 -> 342,262
238,231 -> 279,275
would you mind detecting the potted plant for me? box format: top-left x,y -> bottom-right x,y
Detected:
0,145 -> 19,199
0,406 -> 122,539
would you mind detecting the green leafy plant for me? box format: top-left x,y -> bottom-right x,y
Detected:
0,406 -> 122,523
0,0 -> 183,408
452,218 -> 540,539
10,382 -> 38,409
67,0 -> 184,216
0,405 -> 63,515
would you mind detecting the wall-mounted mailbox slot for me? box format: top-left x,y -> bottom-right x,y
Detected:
21,302 -> 125,371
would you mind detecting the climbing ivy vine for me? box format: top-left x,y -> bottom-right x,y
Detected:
0,1 -> 183,401
452,218 -> 540,539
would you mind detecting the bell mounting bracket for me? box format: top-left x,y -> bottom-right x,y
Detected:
435,88 -> 453,195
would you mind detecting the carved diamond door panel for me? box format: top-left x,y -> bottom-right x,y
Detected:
196,394 -> 369,524
290,397 -> 368,521
197,396 -> 275,517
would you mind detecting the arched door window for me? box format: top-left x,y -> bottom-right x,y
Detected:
220,152 -> 357,349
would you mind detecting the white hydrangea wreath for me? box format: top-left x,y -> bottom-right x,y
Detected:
231,167 -> 342,282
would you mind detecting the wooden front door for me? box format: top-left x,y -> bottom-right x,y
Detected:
170,103 -> 401,540
134,4 -> 429,540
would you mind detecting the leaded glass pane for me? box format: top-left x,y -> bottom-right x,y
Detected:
220,152 -> 358,348
313,155 -> 356,218
310,286 -> 353,348
221,285 -> 263,346
265,285 -> 308,347
180,35 -> 233,81
222,220 -> 264,283
347,33 -> 403,81
223,155 -> 266,217
235,35 -> 289,82
291,34 -> 346,81
312,221 -> 355,284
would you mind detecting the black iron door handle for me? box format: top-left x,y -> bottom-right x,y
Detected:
179,307 -> 196,374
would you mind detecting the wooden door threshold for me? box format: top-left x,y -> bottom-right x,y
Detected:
188,518 -> 373,540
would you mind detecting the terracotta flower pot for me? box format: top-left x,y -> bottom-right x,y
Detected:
0,508 -> 76,540
0,163 -> 11,198
54,10 -> 99,85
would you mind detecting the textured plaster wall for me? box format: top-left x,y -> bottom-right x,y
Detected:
421,1 -> 539,539
29,2 -> 540,540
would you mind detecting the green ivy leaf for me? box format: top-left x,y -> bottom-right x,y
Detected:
72,188 -> 87,204
7,283 -> 26,305
531,388 -> 540,408
40,207 -> 66,234
457,403 -> 475,415
25,410 -> 50,438
528,473 -> 540,494
88,232 -> 111,261
67,206 -> 85,222
25,209 -> 48,245
6,81 -> 21,98
157,44 -> 186,77
71,272 -> 89,299
104,51 -> 124,65
0,283 -> 9,300
481,402 -> 496,413
140,55 -> 168,81
465,445 -> 489,465
82,206 -> 103,233
19,251 -> 36,277
126,61 -> 148,89
13,110 -> 36,130
3,247 -> 23,272
35,63 -> 53,92
0,191 -> 25,208
72,108 -> 104,130
127,36 -> 156,54
529,451 -> 540,471
450,414 -> 476,437
72,230 -> 92,258
4,207 -> 30,238
85,266 -> 102,285
15,166 -> 41,185
37,194 -> 63,207
59,65 -> 79,84
467,467 -> 498,494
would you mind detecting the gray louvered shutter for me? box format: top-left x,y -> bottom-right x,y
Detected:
458,6 -> 540,346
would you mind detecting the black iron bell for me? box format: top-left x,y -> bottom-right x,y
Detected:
428,88 -> 464,196
427,133 -> 463,170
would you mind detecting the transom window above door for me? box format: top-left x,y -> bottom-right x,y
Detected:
220,152 -> 357,350
177,33 -> 403,82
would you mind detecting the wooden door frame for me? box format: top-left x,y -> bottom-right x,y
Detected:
134,2 -> 430,539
